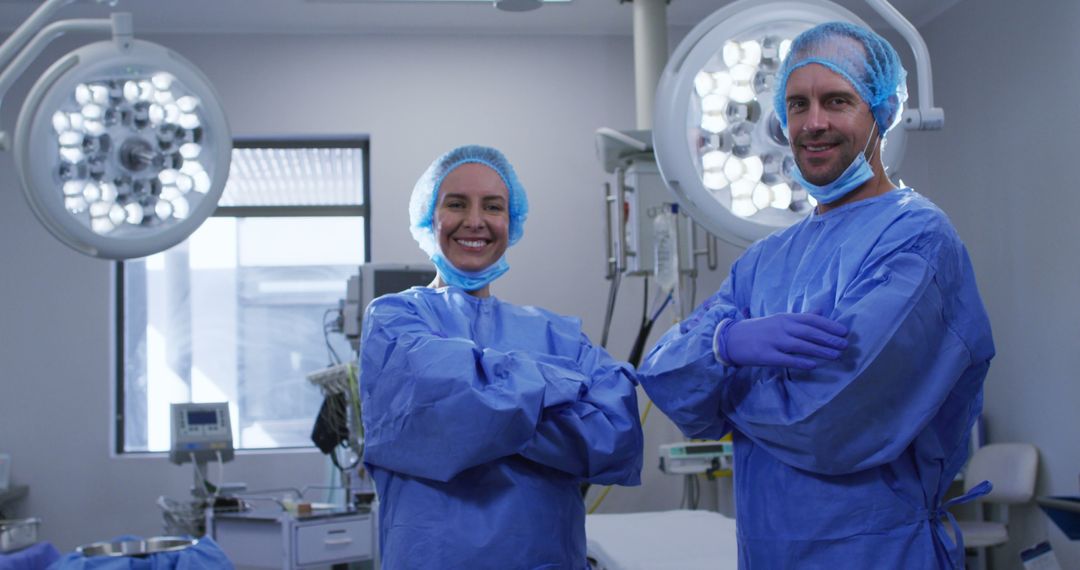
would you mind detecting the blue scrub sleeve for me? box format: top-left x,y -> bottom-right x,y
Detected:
360,297 -> 589,483
637,274 -> 743,440
2,542 -> 60,570
516,337 -> 644,486
720,247 -> 977,475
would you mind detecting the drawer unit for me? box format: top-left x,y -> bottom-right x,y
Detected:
210,507 -> 375,569
294,516 -> 373,566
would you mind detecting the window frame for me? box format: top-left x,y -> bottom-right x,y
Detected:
114,136 -> 371,455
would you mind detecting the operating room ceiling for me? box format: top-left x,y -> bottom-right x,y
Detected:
0,0 -> 964,36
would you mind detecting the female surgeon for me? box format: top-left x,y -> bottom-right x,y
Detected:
359,145 -> 644,569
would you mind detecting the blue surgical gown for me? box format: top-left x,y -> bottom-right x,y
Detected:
360,286 -> 643,569
639,189 -> 994,569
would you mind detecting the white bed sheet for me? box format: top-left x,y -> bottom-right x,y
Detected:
585,509 -> 739,570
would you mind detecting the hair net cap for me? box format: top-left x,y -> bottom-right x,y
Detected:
409,145 -> 529,257
773,21 -> 908,135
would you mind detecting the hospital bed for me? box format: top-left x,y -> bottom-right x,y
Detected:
585,510 -> 738,570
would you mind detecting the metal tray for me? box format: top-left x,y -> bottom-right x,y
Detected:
77,536 -> 197,557
0,518 -> 40,553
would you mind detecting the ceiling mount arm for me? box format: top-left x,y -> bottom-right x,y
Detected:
865,0 -> 943,130
0,0 -> 117,71
0,1 -> 127,150
0,0 -> 79,72
0,18 -> 115,150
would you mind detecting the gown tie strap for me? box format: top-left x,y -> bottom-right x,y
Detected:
922,479 -> 993,568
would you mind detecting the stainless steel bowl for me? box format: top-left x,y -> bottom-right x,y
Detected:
77,536 -> 197,557
0,518 -> 40,553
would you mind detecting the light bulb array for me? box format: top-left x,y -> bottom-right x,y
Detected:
52,72 -> 211,235
692,35 -> 815,219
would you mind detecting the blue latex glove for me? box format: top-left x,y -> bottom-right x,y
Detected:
718,313 -> 848,370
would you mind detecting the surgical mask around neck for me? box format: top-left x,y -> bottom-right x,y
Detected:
431,252 -> 509,292
792,121 -> 879,206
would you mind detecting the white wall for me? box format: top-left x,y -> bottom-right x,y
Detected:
0,30 -> 738,551
901,1 -> 1080,568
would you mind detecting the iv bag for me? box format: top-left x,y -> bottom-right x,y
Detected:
653,206 -> 678,292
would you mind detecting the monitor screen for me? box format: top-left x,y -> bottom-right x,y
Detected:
685,444 -> 727,455
187,410 -> 219,426
375,269 -> 436,297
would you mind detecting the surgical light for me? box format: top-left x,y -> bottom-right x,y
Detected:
653,0 -> 909,246
0,0 -> 231,260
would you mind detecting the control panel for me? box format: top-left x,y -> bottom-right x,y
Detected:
169,402 -> 234,465
658,440 -> 733,475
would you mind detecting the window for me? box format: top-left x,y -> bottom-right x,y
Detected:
116,138 -> 370,454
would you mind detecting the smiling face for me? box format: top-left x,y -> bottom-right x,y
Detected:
434,162 -> 510,273
784,62 -> 878,186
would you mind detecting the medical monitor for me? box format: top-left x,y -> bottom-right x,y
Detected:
343,263 -> 437,350
169,402 -> 234,465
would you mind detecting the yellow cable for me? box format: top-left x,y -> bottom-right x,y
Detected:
347,363 -> 363,439
588,484 -> 614,514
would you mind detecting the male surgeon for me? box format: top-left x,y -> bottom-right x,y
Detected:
638,22 -> 994,569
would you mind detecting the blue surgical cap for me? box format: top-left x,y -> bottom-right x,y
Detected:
773,21 -> 908,135
409,145 -> 528,257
